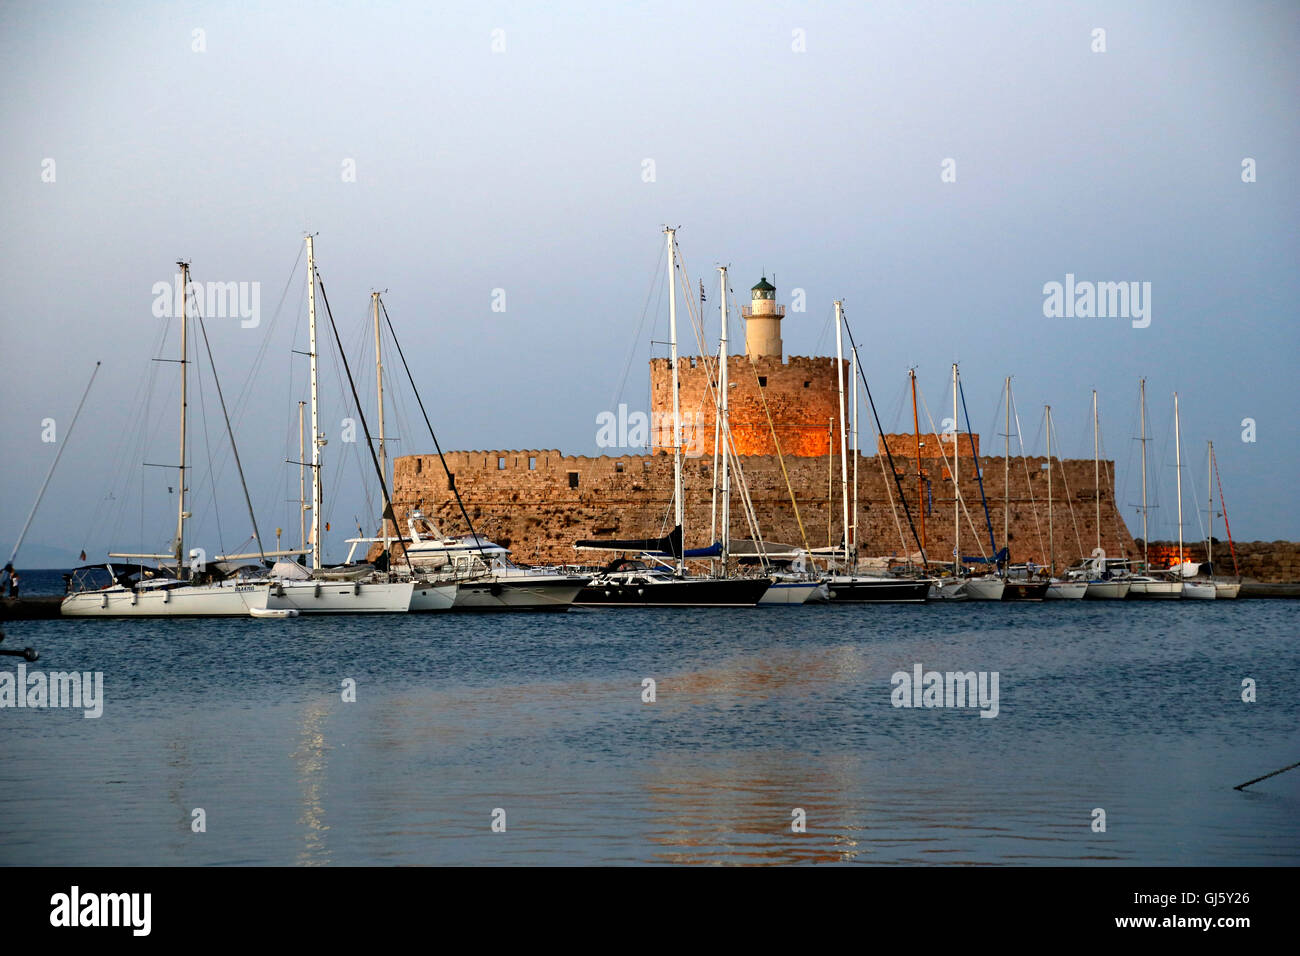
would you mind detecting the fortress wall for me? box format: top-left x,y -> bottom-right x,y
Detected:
389,449 -> 1136,569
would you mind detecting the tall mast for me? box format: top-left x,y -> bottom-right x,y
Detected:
834,300 -> 850,571
373,291 -> 389,554
175,260 -> 190,578
1174,391 -> 1183,567
911,370 -> 925,555
298,400 -> 306,555
1003,375 -> 1011,573
1046,405 -> 1054,575
1139,378 -> 1148,569
718,266 -> 730,568
953,363 -> 959,575
851,341 -> 859,563
1207,440 -> 1213,568
665,228 -> 683,574
1092,389 -> 1100,555
307,235 -> 323,571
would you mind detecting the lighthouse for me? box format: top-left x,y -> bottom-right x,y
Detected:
742,276 -> 785,360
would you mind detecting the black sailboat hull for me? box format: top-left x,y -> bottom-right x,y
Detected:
1001,580 -> 1051,601
825,578 -> 931,603
575,576 -> 770,607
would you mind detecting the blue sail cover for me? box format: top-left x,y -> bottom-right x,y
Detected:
683,542 -> 723,558
962,548 -> 1009,565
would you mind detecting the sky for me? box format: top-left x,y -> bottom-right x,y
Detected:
1,0 -> 1297,566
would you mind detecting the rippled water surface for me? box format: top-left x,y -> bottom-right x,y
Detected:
2,573 -> 1297,865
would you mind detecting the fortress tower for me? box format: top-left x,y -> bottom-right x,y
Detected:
742,276 -> 784,359
650,275 -> 847,457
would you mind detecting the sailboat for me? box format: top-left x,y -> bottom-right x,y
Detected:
62,261 -> 279,617
262,237 -> 416,614
1171,392 -> 1214,600
1207,441 -> 1241,599
824,302 -> 930,603
1040,404 -> 1088,599
1127,378 -> 1182,598
340,292 -> 574,611
1079,390 -> 1131,599
998,378 -> 1049,601
948,365 -> 1005,601
573,228 -> 769,607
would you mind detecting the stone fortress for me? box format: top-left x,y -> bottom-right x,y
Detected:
387,277 -> 1137,568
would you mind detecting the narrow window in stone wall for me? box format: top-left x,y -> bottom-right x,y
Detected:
803,381 -> 811,388
497,456 -> 506,470
616,461 -> 624,473
568,471 -> 580,489
416,458 -> 423,475
448,473 -> 456,490
529,456 -> 536,470
642,461 -> 652,472
758,376 -> 767,388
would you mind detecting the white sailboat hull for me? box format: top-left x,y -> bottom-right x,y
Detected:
61,581 -> 271,617
1085,580 -> 1131,599
1045,580 -> 1088,600
408,582 -> 458,612
1213,581 -> 1241,599
1182,581 -> 1216,600
1128,580 -> 1183,599
927,579 -> 968,601
267,579 -> 414,614
452,576 -> 585,610
963,578 -> 1006,601
758,581 -> 826,605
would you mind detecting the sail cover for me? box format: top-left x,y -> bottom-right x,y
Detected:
962,548 -> 1009,565
574,525 -> 682,559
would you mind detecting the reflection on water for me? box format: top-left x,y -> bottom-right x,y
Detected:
0,601 -> 1297,864
293,699 -> 332,866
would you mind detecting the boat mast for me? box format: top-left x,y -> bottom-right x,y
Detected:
1003,375 -> 1010,574
373,291 -> 390,555
834,300 -> 850,572
953,363 -> 959,576
666,228 -> 683,574
851,343 -> 859,563
1046,405 -> 1054,575
718,265 -> 730,568
307,236 -> 323,571
1139,378 -> 1148,570
1092,389 -> 1100,558
1213,445 -> 1240,575
1207,440 -> 1213,569
911,370 -> 925,556
1174,391 -> 1183,568
298,401 -> 307,555
175,260 -> 190,579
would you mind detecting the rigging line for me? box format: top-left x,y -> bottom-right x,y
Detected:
865,373 -> 910,562
842,319 -> 927,567
194,298 -> 267,564
314,272 -> 413,575
745,341 -> 810,552
610,240 -> 667,411
189,309 -> 228,559
10,361 -> 101,566
1213,446 -> 1239,575
958,378 -> 998,559
228,243 -> 305,429
917,385 -> 988,561
1009,388 -> 1046,563
1049,412 -> 1086,564
377,297 -> 489,565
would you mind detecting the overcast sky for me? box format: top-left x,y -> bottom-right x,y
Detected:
2,0 -> 1296,565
